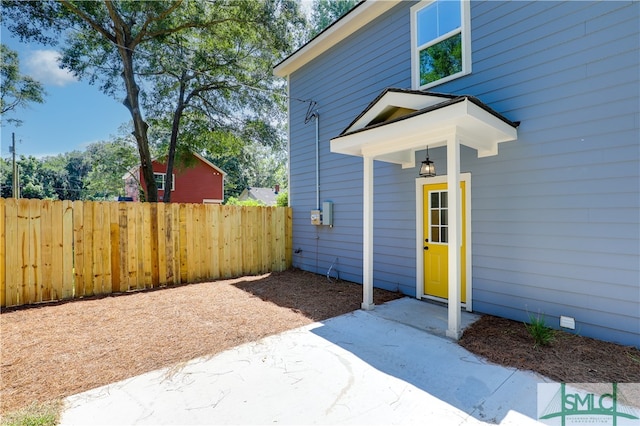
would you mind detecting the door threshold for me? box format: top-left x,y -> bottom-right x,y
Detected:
420,295 -> 468,310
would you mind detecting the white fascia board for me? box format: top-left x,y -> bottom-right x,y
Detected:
274,1 -> 400,77
330,99 -> 518,161
465,101 -> 518,144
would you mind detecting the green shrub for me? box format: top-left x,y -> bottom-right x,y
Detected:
225,196 -> 265,206
275,190 -> 288,207
524,313 -> 555,348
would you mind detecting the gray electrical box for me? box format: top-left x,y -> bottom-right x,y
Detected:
310,209 -> 321,225
322,201 -> 333,227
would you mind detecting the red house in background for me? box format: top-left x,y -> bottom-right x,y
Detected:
124,153 -> 226,204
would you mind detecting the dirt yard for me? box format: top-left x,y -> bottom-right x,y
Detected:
1,268 -> 639,415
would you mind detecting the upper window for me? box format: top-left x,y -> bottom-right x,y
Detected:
154,172 -> 175,191
411,0 -> 471,90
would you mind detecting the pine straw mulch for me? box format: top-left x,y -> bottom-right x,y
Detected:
2,268 -> 639,416
0,269 -> 402,415
459,315 -> 640,384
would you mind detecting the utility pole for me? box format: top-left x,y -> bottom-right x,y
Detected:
10,132 -> 20,198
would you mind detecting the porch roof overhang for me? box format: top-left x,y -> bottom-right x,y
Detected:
330,88 -> 519,165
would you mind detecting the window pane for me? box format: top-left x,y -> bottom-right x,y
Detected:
417,3 -> 437,45
441,227 -> 448,243
431,192 -> 439,208
431,226 -> 440,243
441,209 -> 448,225
419,32 -> 462,86
441,191 -> 448,208
439,0 -> 461,36
154,173 -> 165,190
431,210 -> 439,226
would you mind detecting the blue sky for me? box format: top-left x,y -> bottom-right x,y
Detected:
1,2 -> 315,160
1,28 -> 132,159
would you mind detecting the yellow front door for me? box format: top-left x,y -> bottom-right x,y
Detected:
423,181 -> 466,302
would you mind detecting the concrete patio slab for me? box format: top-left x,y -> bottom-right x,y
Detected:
60,298 -> 548,425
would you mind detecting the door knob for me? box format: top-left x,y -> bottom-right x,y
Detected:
424,246 -> 429,250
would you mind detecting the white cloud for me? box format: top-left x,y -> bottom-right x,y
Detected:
25,50 -> 77,87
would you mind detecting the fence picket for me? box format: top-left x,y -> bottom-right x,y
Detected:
142,203 -> 152,288
231,206 -> 242,277
178,204 -> 188,283
51,201 -> 63,300
109,202 -> 120,293
203,206 -> 213,279
155,203 -> 166,285
170,203 -> 181,284
117,202 -> 128,291
274,208 -> 285,271
17,199 -> 31,304
164,203 -> 175,285
286,207 -> 293,268
220,206 -> 230,278
4,199 -> 18,306
150,204 -> 160,287
41,200 -> 53,301
209,206 -> 220,279
0,199 -> 5,307
125,203 -> 137,290
82,201 -> 94,296
73,201 -> 84,297
61,201 -> 73,299
92,202 -> 104,295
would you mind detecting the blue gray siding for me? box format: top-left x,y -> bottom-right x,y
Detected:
287,1 -> 639,347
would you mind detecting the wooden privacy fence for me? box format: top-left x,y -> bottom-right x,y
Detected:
0,198 -> 292,308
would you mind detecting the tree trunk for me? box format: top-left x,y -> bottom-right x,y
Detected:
163,75 -> 187,203
121,53 -> 157,202
111,12 -> 157,202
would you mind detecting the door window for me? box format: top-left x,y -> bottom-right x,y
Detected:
429,190 -> 448,243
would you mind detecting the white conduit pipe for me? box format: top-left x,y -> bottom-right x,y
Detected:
314,111 -> 320,209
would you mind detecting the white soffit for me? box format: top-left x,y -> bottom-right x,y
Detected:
330,91 -> 519,167
273,1 -> 400,77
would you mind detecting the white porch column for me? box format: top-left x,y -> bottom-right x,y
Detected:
446,135 -> 462,339
362,156 -> 374,310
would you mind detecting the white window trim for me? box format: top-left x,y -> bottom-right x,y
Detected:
154,172 -> 176,191
410,0 -> 472,90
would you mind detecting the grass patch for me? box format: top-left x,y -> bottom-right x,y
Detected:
1,401 -> 62,426
524,313 -> 555,348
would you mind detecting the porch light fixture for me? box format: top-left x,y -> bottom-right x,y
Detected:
419,146 -> 436,177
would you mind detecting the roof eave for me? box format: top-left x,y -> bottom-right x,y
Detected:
193,152 -> 227,177
273,0 -> 400,78
330,98 -> 519,166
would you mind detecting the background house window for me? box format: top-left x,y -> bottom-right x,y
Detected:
411,0 -> 471,89
154,172 -> 175,191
